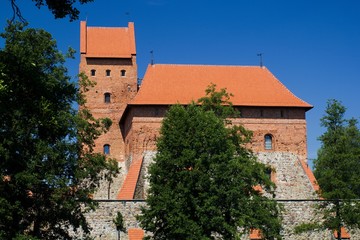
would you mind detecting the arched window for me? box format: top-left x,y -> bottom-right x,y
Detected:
264,134 -> 273,150
90,69 -> 96,76
106,69 -> 111,76
104,92 -> 111,103
103,144 -> 110,155
121,69 -> 126,77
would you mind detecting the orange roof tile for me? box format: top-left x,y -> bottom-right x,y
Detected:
117,157 -> 143,200
128,228 -> 145,240
80,21 -> 136,58
253,185 -> 263,193
250,228 -> 263,239
132,64 -> 312,109
299,160 -> 320,192
334,227 -> 351,239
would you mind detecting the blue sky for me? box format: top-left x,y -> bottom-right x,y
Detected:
1,0 -> 360,164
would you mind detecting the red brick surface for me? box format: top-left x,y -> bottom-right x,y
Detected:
79,22 -> 138,162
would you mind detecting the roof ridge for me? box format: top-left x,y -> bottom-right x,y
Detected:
150,63 -> 264,68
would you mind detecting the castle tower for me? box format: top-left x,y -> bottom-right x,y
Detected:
79,21 -> 138,163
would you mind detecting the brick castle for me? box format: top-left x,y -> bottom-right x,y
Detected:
79,21 -> 355,240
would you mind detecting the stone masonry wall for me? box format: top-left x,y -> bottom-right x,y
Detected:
84,151 -> 360,239
84,200 -> 146,240
84,201 -> 360,240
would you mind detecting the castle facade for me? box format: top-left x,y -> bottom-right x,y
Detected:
79,21 -> 353,240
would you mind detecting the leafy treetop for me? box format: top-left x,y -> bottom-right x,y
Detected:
9,0 -> 94,22
139,84 -> 282,239
0,21 -> 118,239
296,99 -> 360,237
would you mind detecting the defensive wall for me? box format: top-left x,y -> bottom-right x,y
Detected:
82,152 -> 360,240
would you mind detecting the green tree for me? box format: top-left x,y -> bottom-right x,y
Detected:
9,0 -> 94,22
0,22 -> 119,239
138,85 -> 282,239
113,211 -> 126,240
313,99 -> 360,237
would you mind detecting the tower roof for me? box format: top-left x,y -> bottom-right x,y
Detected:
80,21 -> 136,58
131,64 -> 312,109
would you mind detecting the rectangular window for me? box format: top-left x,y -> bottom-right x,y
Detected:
264,135 -> 272,150
121,69 -> 126,76
104,93 -> 111,103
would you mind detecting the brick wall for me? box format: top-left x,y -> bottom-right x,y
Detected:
122,106 -> 308,163
79,55 -> 138,163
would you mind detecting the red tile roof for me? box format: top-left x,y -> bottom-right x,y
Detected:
128,228 -> 145,240
117,157 -> 143,200
299,160 -> 320,192
250,228 -> 263,239
80,21 -> 136,58
132,64 -> 312,109
334,227 -> 351,239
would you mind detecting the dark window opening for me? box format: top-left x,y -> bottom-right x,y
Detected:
106,69 -> 111,76
103,144 -> 110,155
104,93 -> 111,103
91,69 -> 96,76
121,69 -> 126,77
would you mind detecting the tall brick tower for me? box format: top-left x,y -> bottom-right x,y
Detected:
79,21 -> 138,163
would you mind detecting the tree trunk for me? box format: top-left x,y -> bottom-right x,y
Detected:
336,200 -> 341,240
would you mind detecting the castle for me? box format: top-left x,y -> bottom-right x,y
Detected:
79,22 -> 353,240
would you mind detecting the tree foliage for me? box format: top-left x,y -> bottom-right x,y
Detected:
9,0 -> 94,22
313,99 -> 360,233
138,85 -> 282,239
0,21 -> 119,239
113,212 -> 126,233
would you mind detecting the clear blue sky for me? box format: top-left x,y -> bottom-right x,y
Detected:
1,0 -> 360,165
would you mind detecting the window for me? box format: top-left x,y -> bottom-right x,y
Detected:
106,69 -> 111,76
104,93 -> 111,103
91,69 -> 96,76
103,144 -> 110,155
264,134 -> 273,150
121,69 -> 126,77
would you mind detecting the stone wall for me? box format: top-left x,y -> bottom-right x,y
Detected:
84,200 -> 360,239
85,200 -> 146,240
92,161 -> 127,200
83,151 -> 360,239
